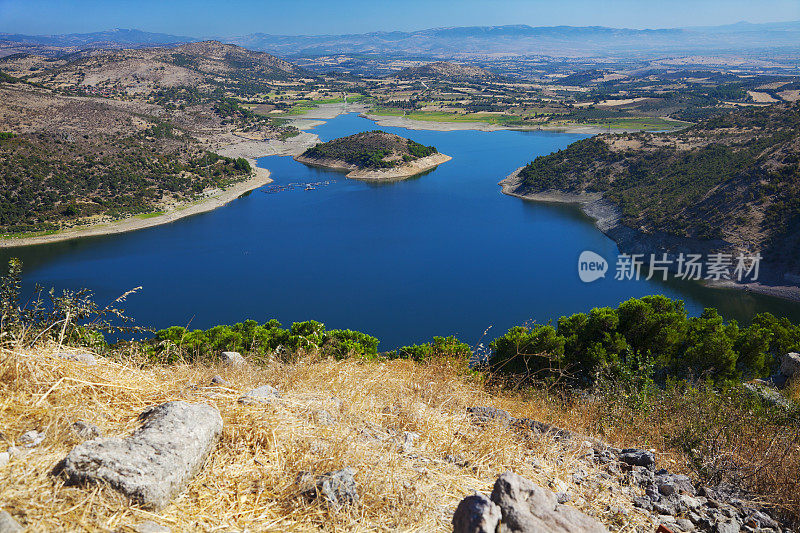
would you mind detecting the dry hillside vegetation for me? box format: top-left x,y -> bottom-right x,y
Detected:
0,343 -> 798,531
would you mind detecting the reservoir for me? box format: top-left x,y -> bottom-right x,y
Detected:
3,112 -> 800,348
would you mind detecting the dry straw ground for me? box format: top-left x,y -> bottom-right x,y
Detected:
0,344 -> 661,532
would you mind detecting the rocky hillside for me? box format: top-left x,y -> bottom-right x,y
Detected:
503,102 -> 800,277
300,131 -> 439,170
393,61 -> 494,80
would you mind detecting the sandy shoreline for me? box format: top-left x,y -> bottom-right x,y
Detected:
363,113 -> 671,135
0,164 -> 274,248
294,152 -> 453,180
499,167 -> 800,303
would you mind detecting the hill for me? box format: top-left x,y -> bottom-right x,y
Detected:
1,40 -> 304,96
295,131 -> 451,180
392,61 -> 494,80
501,102 -> 800,285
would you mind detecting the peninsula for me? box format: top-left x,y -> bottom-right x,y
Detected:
293,131 -> 451,180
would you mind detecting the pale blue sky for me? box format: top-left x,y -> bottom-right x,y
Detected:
1,0 -> 799,36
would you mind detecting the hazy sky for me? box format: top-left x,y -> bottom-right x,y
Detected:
1,0 -> 799,36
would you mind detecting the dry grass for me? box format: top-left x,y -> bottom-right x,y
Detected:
0,344 -> 660,532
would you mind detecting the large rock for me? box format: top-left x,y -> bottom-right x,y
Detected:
489,471 -> 608,533
220,351 -> 245,366
60,401 -> 222,510
453,493 -> 502,533
780,352 -> 800,379
467,406 -> 512,424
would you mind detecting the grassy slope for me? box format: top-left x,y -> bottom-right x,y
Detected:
1,343 -> 797,530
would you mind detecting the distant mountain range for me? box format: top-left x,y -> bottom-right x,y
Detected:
1,22 -> 799,59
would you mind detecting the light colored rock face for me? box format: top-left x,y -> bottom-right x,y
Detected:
61,401 -> 223,510
238,385 -> 281,405
71,420 -> 102,440
297,468 -> 359,509
134,520 -> 171,533
780,352 -> 800,378
220,351 -> 245,366
452,493 -> 502,533
0,510 -> 22,533
18,429 -> 45,448
489,471 -> 609,533
58,352 -> 97,365
0,452 -> 9,468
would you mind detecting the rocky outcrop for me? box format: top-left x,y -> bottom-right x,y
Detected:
238,384 -> 281,405
453,471 -> 608,533
60,401 -> 223,510
0,510 -> 22,533
297,467 -> 359,509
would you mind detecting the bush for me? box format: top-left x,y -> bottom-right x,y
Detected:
488,295 -> 798,386
388,335 -> 471,363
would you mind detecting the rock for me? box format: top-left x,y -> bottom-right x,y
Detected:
400,431 -> 420,453
675,518 -> 695,531
210,375 -> 229,386
6,447 -> 27,461
238,385 -> 281,405
297,467 -> 358,509
71,420 -> 102,440
714,520 -> 741,533
18,429 -> 44,448
513,418 -> 572,440
311,409 -> 336,426
452,493 -> 501,533
619,448 -> 655,468
489,471 -> 608,533
58,352 -> 97,365
134,520 -> 170,533
743,382 -> 795,410
220,351 -> 245,366
780,352 -> 800,378
0,452 -> 8,468
0,511 -> 22,533
61,401 -> 223,510
466,406 -> 511,424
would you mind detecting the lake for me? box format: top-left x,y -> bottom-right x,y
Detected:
3,112 -> 800,349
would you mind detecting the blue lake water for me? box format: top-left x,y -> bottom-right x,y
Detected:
3,112 -> 800,348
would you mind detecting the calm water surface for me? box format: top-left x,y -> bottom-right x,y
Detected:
3,113 -> 799,348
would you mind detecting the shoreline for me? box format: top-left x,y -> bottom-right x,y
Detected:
363,113 -> 687,135
499,167 -> 800,304
1,163 -> 273,248
293,152 -> 453,181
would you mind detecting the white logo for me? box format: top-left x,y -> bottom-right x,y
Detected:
578,251 -> 608,283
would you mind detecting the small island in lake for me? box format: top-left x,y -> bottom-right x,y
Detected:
294,130 -> 452,180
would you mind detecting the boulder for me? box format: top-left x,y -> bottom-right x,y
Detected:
484,471 -> 608,533
743,382 -> 795,410
220,351 -> 245,366
619,448 -> 655,468
71,420 -> 102,440
238,385 -> 281,405
0,510 -> 22,533
780,352 -> 800,379
452,493 -> 501,533
60,401 -> 222,510
0,452 -> 9,468
297,467 -> 358,509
